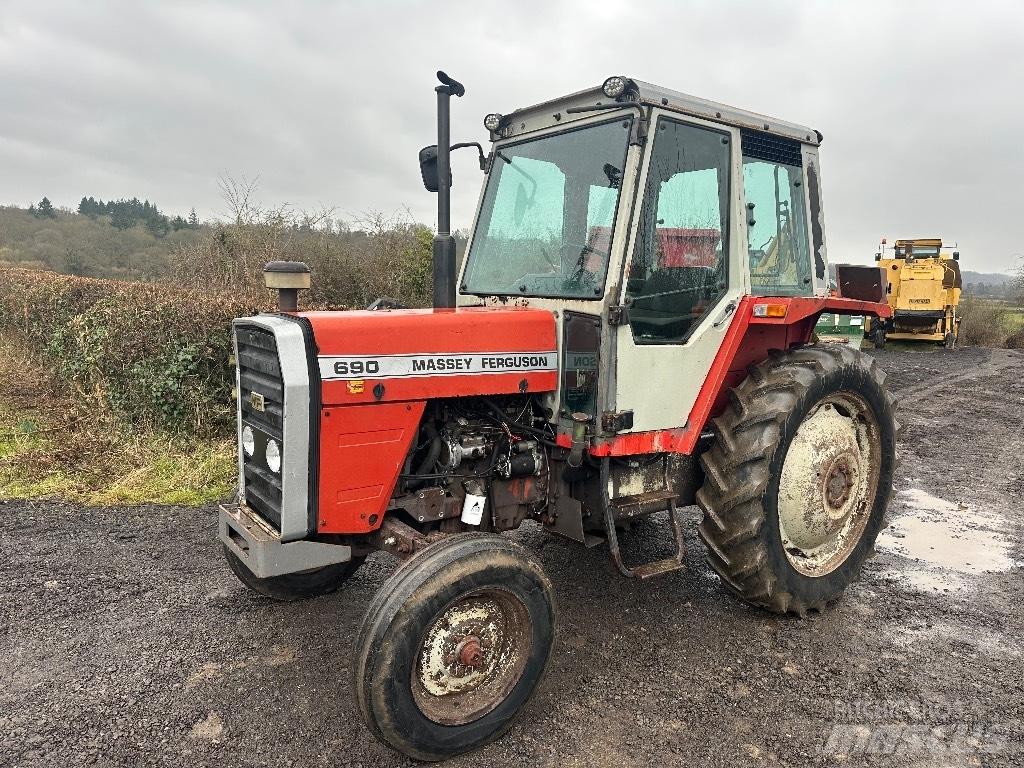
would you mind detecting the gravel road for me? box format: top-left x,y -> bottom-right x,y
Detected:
3,347 -> 1022,767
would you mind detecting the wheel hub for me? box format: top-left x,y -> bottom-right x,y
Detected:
452,636 -> 485,670
412,590 -> 531,726
777,395 -> 882,577
823,454 -> 858,511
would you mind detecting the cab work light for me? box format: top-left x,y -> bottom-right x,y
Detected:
602,76 -> 628,98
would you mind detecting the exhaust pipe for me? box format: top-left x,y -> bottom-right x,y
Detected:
433,71 -> 465,309
264,260 -> 310,312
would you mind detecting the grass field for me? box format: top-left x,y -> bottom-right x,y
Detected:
0,336 -> 234,505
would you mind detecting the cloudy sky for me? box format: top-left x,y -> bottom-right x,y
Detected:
1,0 -> 1021,273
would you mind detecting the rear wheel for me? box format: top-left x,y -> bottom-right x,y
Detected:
696,345 -> 897,615
223,545 -> 364,601
353,534 -> 555,761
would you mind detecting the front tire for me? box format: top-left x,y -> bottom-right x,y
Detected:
353,533 -> 556,761
223,545 -> 365,601
696,345 -> 897,615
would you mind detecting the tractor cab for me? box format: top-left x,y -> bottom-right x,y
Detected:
448,76 -> 846,441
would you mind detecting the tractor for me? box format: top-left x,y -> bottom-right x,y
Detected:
220,73 -> 897,761
863,237 -> 963,348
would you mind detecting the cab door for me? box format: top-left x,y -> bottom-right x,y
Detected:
612,111 -> 745,433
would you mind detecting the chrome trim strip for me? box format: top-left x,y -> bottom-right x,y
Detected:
232,325 -> 244,502
232,315 -> 311,542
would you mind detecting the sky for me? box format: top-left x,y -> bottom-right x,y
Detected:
1,0 -> 1021,273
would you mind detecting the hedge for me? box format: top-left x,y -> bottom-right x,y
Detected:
0,268 -> 266,434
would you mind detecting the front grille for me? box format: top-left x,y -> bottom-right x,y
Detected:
236,325 -> 284,530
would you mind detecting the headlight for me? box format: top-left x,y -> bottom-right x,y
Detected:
483,113 -> 502,132
265,438 -> 281,473
241,425 -> 255,457
602,75 -> 628,98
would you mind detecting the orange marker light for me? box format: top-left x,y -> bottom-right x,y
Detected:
752,303 -> 788,318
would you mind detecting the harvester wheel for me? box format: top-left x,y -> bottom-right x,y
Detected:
944,331 -> 955,349
222,545 -> 364,601
353,533 -> 555,761
696,344 -> 897,616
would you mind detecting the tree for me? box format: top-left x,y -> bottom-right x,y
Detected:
35,197 -> 56,218
188,208 -> 199,228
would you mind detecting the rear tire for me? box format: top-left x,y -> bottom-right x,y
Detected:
353,533 -> 555,761
696,345 -> 897,615
223,545 -> 364,601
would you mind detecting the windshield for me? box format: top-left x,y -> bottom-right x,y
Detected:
461,118 -> 632,299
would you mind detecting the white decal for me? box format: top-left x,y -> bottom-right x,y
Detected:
318,351 -> 557,380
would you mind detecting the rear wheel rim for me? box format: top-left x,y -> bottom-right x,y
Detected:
411,588 -> 532,726
777,392 -> 882,577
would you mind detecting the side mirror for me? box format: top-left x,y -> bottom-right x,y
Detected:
874,252 -> 881,261
952,251 -> 960,260
419,145 -> 439,192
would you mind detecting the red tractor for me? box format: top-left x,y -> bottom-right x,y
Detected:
221,73 -> 896,761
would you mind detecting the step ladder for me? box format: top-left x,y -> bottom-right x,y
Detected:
602,489 -> 687,580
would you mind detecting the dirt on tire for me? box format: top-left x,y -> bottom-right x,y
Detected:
2,346 -> 1022,767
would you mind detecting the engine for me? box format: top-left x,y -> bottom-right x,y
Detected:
392,396 -> 552,533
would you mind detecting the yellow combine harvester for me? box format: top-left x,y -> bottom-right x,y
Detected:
863,237 -> 962,349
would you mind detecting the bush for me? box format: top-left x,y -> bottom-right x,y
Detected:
957,297 -> 1012,347
169,183 -> 437,309
0,268 -> 264,434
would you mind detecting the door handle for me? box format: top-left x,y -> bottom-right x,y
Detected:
713,300 -> 737,328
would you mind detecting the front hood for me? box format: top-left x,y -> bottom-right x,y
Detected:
298,306 -> 558,405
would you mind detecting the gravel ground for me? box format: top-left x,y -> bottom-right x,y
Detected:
3,346 -> 1022,767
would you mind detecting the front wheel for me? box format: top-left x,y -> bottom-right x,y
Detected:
353,534 -> 556,761
223,545 -> 365,601
696,345 -> 897,615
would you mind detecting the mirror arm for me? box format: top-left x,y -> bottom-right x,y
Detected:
450,142 -> 487,171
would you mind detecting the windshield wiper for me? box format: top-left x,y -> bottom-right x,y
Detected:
495,151 -> 538,199
566,102 -> 637,114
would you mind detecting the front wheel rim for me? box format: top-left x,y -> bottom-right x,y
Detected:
777,392 -> 882,577
411,588 -> 532,726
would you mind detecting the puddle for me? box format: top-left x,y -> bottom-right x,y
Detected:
877,488 -> 1018,591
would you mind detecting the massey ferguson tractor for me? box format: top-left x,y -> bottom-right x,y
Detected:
220,73 -> 897,761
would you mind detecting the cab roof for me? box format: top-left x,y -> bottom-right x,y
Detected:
494,77 -> 822,147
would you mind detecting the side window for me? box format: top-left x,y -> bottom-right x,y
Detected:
742,136 -> 812,295
626,118 -> 731,343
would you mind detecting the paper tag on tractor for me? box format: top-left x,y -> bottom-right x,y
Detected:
461,493 -> 486,526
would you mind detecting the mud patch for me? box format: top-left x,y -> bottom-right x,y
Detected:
189,711 -> 225,741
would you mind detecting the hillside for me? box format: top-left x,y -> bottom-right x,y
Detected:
0,203 -> 203,280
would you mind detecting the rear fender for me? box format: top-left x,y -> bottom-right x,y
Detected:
583,295 -> 891,457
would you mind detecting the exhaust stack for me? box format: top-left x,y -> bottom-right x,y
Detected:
264,261 -> 311,312
432,71 -> 465,309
